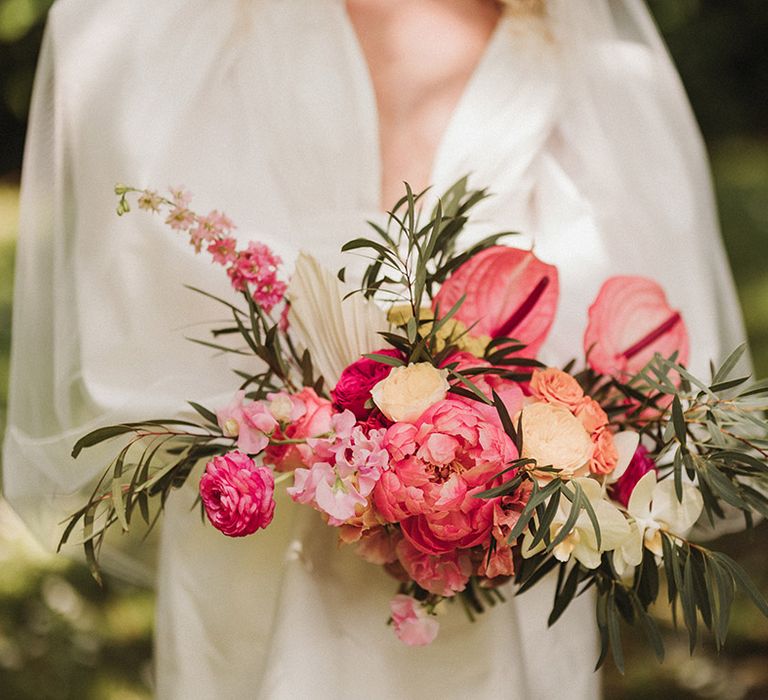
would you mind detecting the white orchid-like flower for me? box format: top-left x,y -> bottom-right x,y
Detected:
605,431 -> 640,484
613,470 -> 704,578
523,478 -> 630,570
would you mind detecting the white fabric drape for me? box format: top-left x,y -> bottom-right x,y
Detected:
3,0 -> 747,697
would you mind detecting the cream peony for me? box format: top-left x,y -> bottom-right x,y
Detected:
371,363 -> 450,423
518,401 -> 594,478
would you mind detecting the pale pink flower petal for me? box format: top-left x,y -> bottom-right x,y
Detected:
584,276 -> 689,378
390,595 -> 440,646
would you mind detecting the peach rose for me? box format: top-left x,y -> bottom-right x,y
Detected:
575,397 -> 609,434
590,427 -> 619,475
518,401 -> 594,478
371,363 -> 450,423
530,367 -> 584,409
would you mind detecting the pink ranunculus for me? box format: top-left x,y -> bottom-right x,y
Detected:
263,388 -> 334,472
390,595 -> 440,646
373,398 -> 517,554
530,367 -> 584,410
199,451 -> 275,537
610,445 -> 657,507
332,349 -> 404,420
395,538 -> 472,596
584,276 -> 689,378
433,246 -> 559,357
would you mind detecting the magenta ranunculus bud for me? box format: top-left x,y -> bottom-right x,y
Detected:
331,348 -> 403,420
610,445 -> 657,508
200,451 -> 275,537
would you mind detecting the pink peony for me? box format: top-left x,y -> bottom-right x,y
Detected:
433,246 -> 559,357
610,445 -> 657,507
440,351 -> 525,418
584,276 -> 689,378
199,451 -> 275,537
331,349 -> 404,420
390,595 -> 440,646
395,538 -> 472,596
373,398 -> 518,554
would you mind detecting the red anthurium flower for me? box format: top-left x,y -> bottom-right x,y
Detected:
433,246 -> 559,357
584,276 -> 689,377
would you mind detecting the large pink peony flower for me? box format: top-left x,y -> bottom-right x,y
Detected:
395,538 -> 472,596
433,246 -> 559,357
373,398 -> 518,555
331,349 -> 404,420
584,276 -> 689,378
390,595 -> 440,646
199,451 -> 275,537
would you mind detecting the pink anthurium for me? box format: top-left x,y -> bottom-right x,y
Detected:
433,246 -> 559,357
584,276 -> 689,377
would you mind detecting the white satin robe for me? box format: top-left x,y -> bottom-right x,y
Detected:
4,1 -> 747,698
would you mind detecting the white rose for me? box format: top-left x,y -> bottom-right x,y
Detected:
371,363 -> 450,423
519,401 -> 594,478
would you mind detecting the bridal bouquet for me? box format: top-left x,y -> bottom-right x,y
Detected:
61,180 -> 768,669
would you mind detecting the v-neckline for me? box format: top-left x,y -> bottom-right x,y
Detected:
339,2 -> 509,214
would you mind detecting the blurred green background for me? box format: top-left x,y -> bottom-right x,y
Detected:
0,1 -> 766,698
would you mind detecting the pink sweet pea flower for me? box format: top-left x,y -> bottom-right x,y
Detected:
584,276 -> 689,378
216,391 -> 274,455
433,246 -> 559,357
199,451 -> 275,537
390,595 -> 440,646
287,413 -> 389,525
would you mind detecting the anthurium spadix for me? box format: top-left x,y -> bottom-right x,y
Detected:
432,246 -> 559,358
287,252 -> 389,386
613,470 -> 704,578
522,478 -> 630,570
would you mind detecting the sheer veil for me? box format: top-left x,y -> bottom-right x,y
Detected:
542,0 -> 748,371
3,0 -> 748,583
